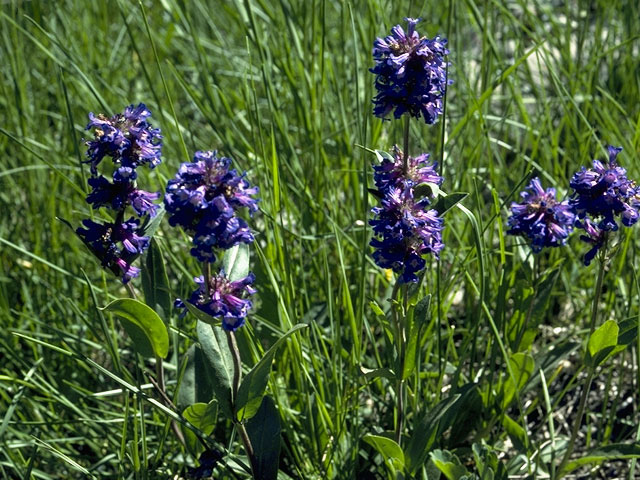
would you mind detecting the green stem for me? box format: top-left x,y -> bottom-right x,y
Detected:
391,281 -> 407,445
557,238 -> 608,476
402,115 -> 410,173
226,330 -> 259,478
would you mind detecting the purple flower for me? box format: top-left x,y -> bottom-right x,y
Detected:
86,175 -> 160,217
507,178 -> 576,252
76,218 -> 149,283
373,146 -> 443,194
369,149 -> 444,283
164,150 -> 259,262
85,103 -> 162,174
188,272 -> 256,331
576,218 -> 607,266
371,18 -> 449,124
570,146 -> 640,231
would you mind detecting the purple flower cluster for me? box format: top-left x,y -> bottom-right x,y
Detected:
76,104 -> 162,283
507,178 -> 575,253
165,150 -> 259,330
570,146 -> 640,264
164,151 -> 259,263
86,103 -> 162,175
371,18 -> 449,124
188,272 -> 256,331
507,147 -> 639,265
369,148 -> 444,283
77,218 -> 149,282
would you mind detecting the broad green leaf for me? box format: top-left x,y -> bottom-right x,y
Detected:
403,295 -> 431,380
182,401 -> 218,455
197,321 -> 234,419
236,324 -> 307,420
185,300 -> 219,327
501,414 -> 527,453
246,396 -> 281,480
617,316 -> 638,346
363,434 -> 404,472
405,393 -> 461,474
587,320 -> 619,367
183,401 -> 217,434
141,239 -> 171,321
432,191 -> 469,216
430,449 -> 469,480
502,352 -> 534,408
101,298 -> 168,358
563,443 -> 640,474
177,345 -> 215,410
223,243 -> 250,281
414,182 -> 442,200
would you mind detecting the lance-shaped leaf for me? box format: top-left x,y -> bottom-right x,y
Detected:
141,239 -> 171,321
363,434 -> 405,473
223,243 -> 250,281
101,298 -> 168,358
182,401 -> 218,455
246,396 -> 281,480
236,324 -> 307,420
197,321 -> 234,418
587,319 -> 619,367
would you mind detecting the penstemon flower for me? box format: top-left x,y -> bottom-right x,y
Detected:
369,147 -> 444,283
371,18 -> 449,124
164,150 -> 259,263
76,104 -> 162,283
569,146 -> 640,264
507,177 -> 576,252
76,218 -> 148,283
86,103 -> 162,175
570,146 -> 640,231
188,272 -> 256,331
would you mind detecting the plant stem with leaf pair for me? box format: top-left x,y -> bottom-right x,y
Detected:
202,265 -> 258,477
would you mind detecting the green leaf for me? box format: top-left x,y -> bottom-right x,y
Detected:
562,443 -> 640,474
140,204 -> 165,238
502,352 -> 535,408
405,393 -> 462,474
197,321 -> 234,418
432,191 -> 469,215
403,295 -> 431,380
414,182 -> 442,200
501,414 -> 527,453
140,239 -> 171,321
177,345 -> 215,410
587,320 -> 619,367
363,434 -> 404,472
617,316 -> 638,346
182,401 -> 218,455
236,324 -> 307,420
360,367 -> 395,381
223,243 -> 250,281
430,449 -> 469,480
374,149 -> 394,163
101,298 -> 169,358
246,396 -> 281,480
185,301 -> 220,326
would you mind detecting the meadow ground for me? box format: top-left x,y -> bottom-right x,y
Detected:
1,0 -> 640,478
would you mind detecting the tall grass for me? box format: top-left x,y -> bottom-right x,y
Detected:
1,0 -> 639,478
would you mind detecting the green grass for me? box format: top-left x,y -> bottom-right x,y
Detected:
1,0 -> 640,478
